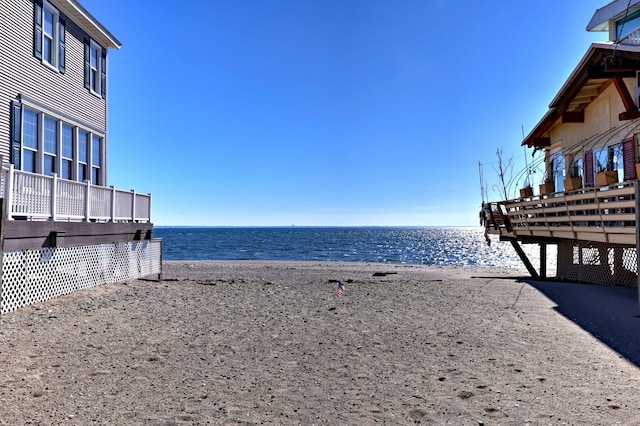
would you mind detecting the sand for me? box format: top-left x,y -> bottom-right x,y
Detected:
1,260 -> 640,425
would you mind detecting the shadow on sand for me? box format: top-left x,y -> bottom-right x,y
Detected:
523,279 -> 640,368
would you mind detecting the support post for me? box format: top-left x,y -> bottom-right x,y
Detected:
110,185 -> 116,222
147,193 -> 152,223
509,238 -> 539,279
50,173 -> 58,221
636,183 -> 640,314
131,189 -> 136,222
0,198 -> 5,313
540,243 -> 547,279
84,181 -> 91,222
5,165 -> 14,221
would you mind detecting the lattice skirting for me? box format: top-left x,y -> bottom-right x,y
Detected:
557,240 -> 637,287
1,239 -> 162,314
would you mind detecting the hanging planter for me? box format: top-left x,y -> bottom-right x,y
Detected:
564,176 -> 582,191
520,186 -> 533,198
596,170 -> 618,186
539,181 -> 555,195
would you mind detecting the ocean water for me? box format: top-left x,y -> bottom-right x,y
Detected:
154,227 -> 555,273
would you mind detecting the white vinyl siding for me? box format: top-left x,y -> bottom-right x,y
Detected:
0,0 -> 107,164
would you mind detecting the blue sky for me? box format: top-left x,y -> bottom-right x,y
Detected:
80,0 -> 607,226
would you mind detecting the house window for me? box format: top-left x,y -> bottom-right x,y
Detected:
552,155 -> 566,193
90,46 -> 99,92
43,116 -> 57,175
78,131 -> 89,182
91,135 -> 101,185
595,143 -> 624,181
22,109 -> 38,173
34,0 -> 65,73
43,7 -> 54,64
571,157 -> 584,178
61,124 -> 73,180
85,39 -> 106,97
10,103 -> 104,184
616,11 -> 640,41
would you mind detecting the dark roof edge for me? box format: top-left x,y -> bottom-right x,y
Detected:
62,0 -> 122,49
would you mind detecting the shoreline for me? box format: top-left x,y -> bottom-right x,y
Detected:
0,261 -> 638,424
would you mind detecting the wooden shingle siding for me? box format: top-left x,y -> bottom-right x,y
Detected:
0,0 -> 107,163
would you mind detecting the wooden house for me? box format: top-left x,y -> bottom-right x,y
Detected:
486,0 -> 640,286
0,0 -> 160,313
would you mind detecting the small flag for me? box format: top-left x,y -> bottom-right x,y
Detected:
337,281 -> 345,298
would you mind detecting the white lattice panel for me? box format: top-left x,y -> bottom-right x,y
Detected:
1,239 -> 162,314
557,240 -> 637,287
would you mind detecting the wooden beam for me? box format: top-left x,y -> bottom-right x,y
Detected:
612,75 -> 638,113
619,110 -> 640,121
2,221 -> 155,251
533,136 -> 551,147
508,239 -> 539,279
562,111 -> 584,123
525,109 -> 559,147
540,243 -> 547,279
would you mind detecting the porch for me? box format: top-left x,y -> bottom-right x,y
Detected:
484,181 -> 639,285
0,164 -> 154,251
486,181 -> 638,246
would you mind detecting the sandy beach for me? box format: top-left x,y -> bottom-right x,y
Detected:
1,260 -> 640,424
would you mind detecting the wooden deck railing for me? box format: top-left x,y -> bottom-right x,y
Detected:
0,164 -> 151,223
487,181 -> 637,245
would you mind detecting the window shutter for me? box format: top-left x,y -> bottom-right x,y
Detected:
84,38 -> 91,89
34,0 -> 43,60
100,49 -> 107,98
623,137 -> 636,180
585,149 -> 594,186
11,101 -> 21,168
58,18 -> 66,73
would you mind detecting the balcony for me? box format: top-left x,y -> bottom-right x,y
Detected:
0,164 -> 151,223
0,164 -> 153,252
486,181 -> 637,245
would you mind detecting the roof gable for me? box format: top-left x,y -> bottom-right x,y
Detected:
524,43 -> 640,147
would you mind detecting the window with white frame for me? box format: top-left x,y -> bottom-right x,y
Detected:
85,38 -> 106,97
595,143 -> 623,176
22,109 -> 38,173
78,130 -> 89,182
552,155 -> 566,193
90,45 -> 99,92
34,0 -> 66,73
91,135 -> 101,185
10,102 -> 105,184
43,116 -> 57,175
61,124 -> 73,180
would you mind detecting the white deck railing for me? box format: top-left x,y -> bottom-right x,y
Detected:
0,164 -> 151,222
